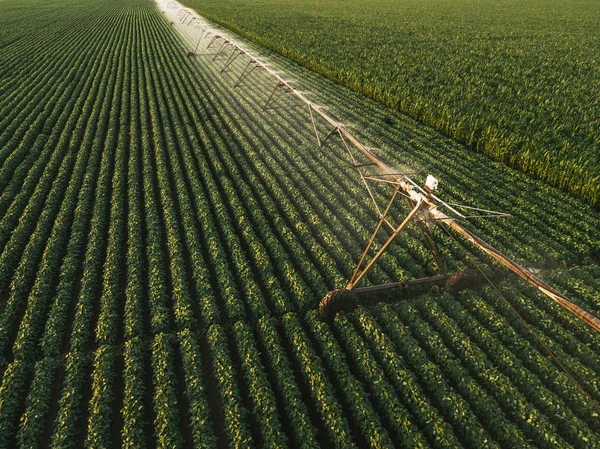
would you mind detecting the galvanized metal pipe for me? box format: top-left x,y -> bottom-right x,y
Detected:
352,274 -> 450,295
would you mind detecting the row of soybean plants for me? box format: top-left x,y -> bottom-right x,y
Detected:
19,330 -> 215,449
8,327 -> 238,448
0,4 -> 102,170
476,282 -> 600,397
150,12 -> 331,312
306,311 -> 437,448
237,310 -> 469,449
206,36 -> 569,276
5,322 -> 272,449
138,9 -> 219,331
184,310 -> 437,449
142,11 -> 287,324
446,292 -> 600,436
177,21 -> 428,286
0,4 -> 118,304
278,307 -> 498,449
371,302 -> 545,448
1,0 -> 133,370
0,5 -> 112,225
544,266 -> 600,317
351,306 -> 503,449
393,297 -> 595,449
242,310 -> 440,449
12,315 -> 392,449
78,7 -> 141,448
337,309 -> 488,449
311,305 -> 533,449
231,69 -> 434,281
137,317 -> 361,449
500,279 -> 600,361
137,324 -> 282,449
152,319 -> 322,449
229,52 -> 440,279
262,310 -> 456,449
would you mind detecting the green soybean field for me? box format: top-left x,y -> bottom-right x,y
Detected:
0,0 -> 599,448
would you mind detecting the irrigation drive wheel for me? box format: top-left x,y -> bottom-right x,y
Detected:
446,268 -> 482,295
319,289 -> 357,318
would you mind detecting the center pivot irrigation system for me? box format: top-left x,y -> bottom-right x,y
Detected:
164,1 -> 600,334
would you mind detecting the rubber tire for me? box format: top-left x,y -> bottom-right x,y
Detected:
447,269 -> 481,295
319,289 -> 357,318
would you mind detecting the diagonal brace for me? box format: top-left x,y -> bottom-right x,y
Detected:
417,220 -> 447,275
212,41 -> 230,61
349,188 -> 399,286
206,35 -> 221,49
347,199 -> 422,290
319,126 -> 340,149
234,59 -> 260,88
220,47 -> 243,72
263,81 -> 294,111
